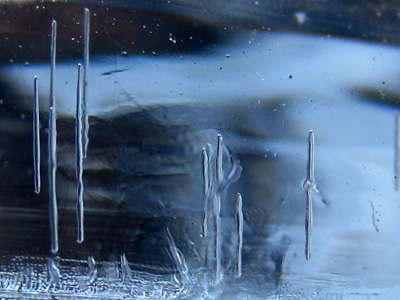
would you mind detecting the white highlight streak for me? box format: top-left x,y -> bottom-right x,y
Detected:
201,144 -> 212,238
304,130 -> 315,260
33,76 -> 41,194
49,19 -> 58,255
235,193 -> 243,278
76,63 -> 84,243
213,135 -> 222,284
83,8 -> 90,157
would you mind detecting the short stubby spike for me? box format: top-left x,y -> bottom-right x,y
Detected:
76,64 -> 85,244
48,19 -> 59,255
82,8 -> 90,158
120,254 -> 133,282
235,193 -> 243,278
33,76 -> 41,194
303,130 -> 315,260
47,257 -> 60,285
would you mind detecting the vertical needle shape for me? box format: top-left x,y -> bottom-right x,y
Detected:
33,76 -> 41,194
303,130 -> 315,260
202,147 -> 210,195
76,64 -> 84,243
213,135 -> 222,284
235,193 -> 243,278
216,134 -> 223,184
83,8 -> 90,158
201,144 -> 212,238
49,19 -> 58,255
396,114 -> 400,190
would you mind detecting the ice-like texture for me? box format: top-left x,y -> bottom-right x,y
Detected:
2,2 -> 400,299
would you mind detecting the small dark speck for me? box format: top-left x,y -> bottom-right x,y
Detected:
219,67 -> 222,70
382,81 -> 386,84
289,75 -> 293,79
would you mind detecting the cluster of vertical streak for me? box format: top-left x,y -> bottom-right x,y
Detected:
82,8 -> 90,158
33,76 -> 41,194
235,193 -> 243,278
76,64 -> 84,243
48,19 -> 59,255
305,130 -> 314,260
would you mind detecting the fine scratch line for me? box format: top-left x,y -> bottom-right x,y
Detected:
370,201 -> 379,232
235,193 -> 243,278
76,64 -> 84,243
33,76 -> 41,194
49,19 -> 58,254
396,114 -> 400,190
303,130 -> 315,260
82,8 -> 90,158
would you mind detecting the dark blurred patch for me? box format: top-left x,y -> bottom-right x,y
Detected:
53,0 -> 400,45
352,87 -> 400,107
0,1 -> 228,64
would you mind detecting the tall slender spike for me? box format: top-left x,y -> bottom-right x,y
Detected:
396,114 -> 400,190
49,19 -> 58,255
76,64 -> 84,243
82,8 -> 90,158
216,134 -> 223,184
213,196 -> 222,284
201,144 -> 213,238
303,130 -> 315,260
33,76 -> 41,194
307,131 -> 315,182
235,193 -> 243,278
202,147 -> 210,195
213,136 -> 222,285
201,147 -> 209,238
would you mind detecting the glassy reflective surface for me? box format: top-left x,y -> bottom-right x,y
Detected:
1,1 -> 400,299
